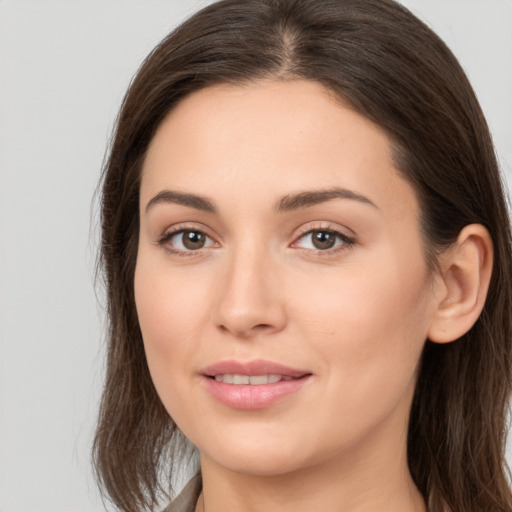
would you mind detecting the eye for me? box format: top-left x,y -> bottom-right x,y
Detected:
160,229 -> 216,252
293,228 -> 354,251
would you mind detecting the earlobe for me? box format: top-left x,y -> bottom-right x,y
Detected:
428,224 -> 493,344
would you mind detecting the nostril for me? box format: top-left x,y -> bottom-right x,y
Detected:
254,323 -> 273,330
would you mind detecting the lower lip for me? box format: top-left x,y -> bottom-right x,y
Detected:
202,376 -> 311,409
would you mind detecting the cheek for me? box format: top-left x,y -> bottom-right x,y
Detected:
135,254 -> 209,345
134,255 -> 211,408
287,268 -> 430,452
289,250 -> 432,390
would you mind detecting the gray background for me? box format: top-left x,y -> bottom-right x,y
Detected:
0,1 -> 511,511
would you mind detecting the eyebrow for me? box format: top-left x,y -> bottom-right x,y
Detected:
276,187 -> 378,212
145,186 -> 378,215
145,190 -> 217,214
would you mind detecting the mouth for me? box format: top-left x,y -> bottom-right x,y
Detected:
202,359 -> 310,379
201,360 -> 312,409
211,374 -> 296,385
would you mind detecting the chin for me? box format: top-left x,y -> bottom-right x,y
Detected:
205,446 -> 312,477
194,424 -> 335,478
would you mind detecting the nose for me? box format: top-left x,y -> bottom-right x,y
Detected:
212,244 -> 287,339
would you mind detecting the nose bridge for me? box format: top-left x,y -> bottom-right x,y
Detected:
213,237 -> 286,337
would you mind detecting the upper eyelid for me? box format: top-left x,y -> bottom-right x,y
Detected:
291,221 -> 355,239
157,227 -> 218,255
156,221 -> 355,247
155,224 -> 219,252
292,229 -> 354,246
160,222 -> 217,239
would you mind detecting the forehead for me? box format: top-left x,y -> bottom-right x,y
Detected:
140,79 -> 418,221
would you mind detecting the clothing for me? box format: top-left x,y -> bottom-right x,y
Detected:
162,473 -> 202,512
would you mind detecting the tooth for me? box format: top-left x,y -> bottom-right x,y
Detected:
249,375 -> 269,385
213,374 -> 290,385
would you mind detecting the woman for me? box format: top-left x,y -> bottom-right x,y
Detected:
93,0 -> 512,511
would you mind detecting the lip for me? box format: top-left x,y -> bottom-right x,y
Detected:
200,359 -> 312,409
202,359 -> 310,378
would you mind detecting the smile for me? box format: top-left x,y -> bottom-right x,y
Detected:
213,374 -> 295,385
201,360 -> 312,409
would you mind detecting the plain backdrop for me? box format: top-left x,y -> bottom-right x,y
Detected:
0,1 -> 511,511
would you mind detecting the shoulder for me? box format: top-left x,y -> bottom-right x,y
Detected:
161,473 -> 202,512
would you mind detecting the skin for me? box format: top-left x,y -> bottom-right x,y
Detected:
134,79 -> 448,512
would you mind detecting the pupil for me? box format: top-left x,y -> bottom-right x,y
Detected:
312,230 -> 335,250
183,231 -> 205,250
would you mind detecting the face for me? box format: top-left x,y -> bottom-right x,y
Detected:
135,79 -> 441,477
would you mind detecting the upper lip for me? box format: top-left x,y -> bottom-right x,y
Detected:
201,359 -> 311,378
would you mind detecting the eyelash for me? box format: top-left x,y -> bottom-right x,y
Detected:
156,225 -> 217,257
291,226 -> 356,255
157,224 -> 356,257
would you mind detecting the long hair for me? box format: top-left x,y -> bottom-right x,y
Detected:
93,1 -> 512,510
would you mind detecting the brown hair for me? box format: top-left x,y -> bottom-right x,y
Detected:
93,0 -> 512,510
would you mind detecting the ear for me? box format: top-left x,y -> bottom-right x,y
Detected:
428,224 -> 493,344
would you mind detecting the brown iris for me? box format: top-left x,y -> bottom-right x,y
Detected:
311,230 -> 336,250
182,230 -> 207,250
